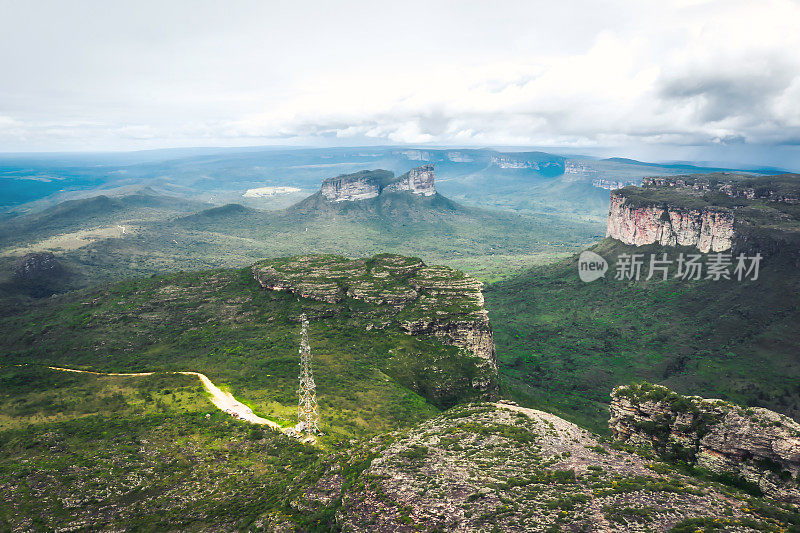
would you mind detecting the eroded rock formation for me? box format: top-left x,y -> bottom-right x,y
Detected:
320,169 -> 389,202
383,165 -> 436,196
320,165 -> 436,202
252,254 -> 496,367
605,173 -> 800,253
606,192 -> 735,252
610,383 -> 800,503
294,402 -> 797,531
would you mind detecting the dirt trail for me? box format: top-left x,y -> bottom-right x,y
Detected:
48,366 -> 285,432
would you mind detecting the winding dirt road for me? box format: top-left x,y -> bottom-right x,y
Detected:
49,366 -> 286,432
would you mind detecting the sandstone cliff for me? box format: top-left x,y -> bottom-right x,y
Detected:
320,165 -> 436,202
320,169 -> 391,202
610,383 -> 800,503
383,165 -> 436,196
605,173 -> 800,253
606,192 -> 735,252
252,254 -> 494,364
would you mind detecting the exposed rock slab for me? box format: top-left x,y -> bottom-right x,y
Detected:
383,165 -> 436,196
320,170 -> 389,202
610,383 -> 800,504
295,403 -> 794,531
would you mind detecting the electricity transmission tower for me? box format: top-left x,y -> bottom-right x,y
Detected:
297,314 -> 320,436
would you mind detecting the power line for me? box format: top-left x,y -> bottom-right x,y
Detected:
297,313 -> 320,437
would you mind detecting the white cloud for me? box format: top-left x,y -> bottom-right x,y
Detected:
0,0 -> 798,160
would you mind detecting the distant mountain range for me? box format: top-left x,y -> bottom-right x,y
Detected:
0,165 -> 603,298
2,146 -> 782,226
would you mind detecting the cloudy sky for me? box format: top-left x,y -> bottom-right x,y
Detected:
1,0 -> 799,167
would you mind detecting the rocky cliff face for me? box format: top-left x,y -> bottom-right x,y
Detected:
610,383 -> 800,503
606,173 -> 800,253
606,192 -> 735,252
320,166 -> 435,202
320,169 -> 390,202
252,254 -> 497,398
383,164 -> 436,196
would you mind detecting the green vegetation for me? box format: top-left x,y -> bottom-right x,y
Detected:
617,172 -> 800,234
0,379 -> 328,531
0,366 -> 209,430
3,160 -> 798,530
0,185 -> 601,302
0,188 -> 206,249
330,402 -> 800,531
0,256 -> 496,441
485,238 -> 800,433
0,255 -> 498,530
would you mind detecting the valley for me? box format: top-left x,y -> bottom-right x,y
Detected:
1,156 -> 799,532
3,0 -> 799,529
0,164 -> 603,299
488,173 -> 800,432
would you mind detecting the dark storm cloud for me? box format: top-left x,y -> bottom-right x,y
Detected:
659,69 -> 794,123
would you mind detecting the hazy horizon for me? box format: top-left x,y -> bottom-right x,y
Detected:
0,143 -> 796,174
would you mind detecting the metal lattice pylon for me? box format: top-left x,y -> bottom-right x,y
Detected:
296,314 -> 320,435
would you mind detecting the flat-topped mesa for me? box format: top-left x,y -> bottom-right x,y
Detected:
610,383 -> 800,504
606,192 -> 735,253
320,169 -> 389,202
319,165 -> 436,202
252,254 -> 498,403
251,254 -> 495,368
642,173 -> 800,204
605,172 -> 800,253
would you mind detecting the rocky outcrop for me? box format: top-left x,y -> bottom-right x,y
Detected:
610,383 -> 800,503
605,173 -> 800,253
252,254 -> 496,368
383,164 -> 436,196
606,192 -> 735,252
320,166 -> 435,202
320,170 -> 389,202
293,402 -> 798,531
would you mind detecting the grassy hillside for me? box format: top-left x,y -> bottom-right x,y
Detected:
485,239 -> 800,433
173,191 -> 599,272
0,188 -> 207,248
0,190 -> 601,300
0,254 -> 501,441
0,254 -> 497,530
0,365 -> 332,531
6,373 -> 800,532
